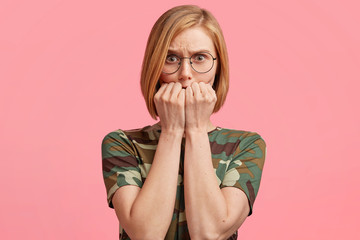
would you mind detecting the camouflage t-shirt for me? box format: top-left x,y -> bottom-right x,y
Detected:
102,123 -> 266,240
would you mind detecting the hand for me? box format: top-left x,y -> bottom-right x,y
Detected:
185,82 -> 217,132
154,82 -> 185,133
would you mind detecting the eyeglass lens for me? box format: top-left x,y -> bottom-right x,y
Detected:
163,52 -> 215,74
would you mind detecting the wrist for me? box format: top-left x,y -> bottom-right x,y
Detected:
185,127 -> 208,135
157,121 -> 184,136
160,128 -> 184,137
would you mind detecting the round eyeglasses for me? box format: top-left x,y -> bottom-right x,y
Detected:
162,52 -> 217,74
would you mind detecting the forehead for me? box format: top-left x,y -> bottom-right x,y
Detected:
168,26 -> 215,53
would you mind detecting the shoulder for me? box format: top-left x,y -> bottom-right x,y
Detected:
211,127 -> 266,146
101,124 -> 160,147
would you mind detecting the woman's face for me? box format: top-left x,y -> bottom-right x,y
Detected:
159,26 -> 217,88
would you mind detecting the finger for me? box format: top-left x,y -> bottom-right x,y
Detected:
198,82 -> 208,96
154,83 -> 168,103
191,82 -> 201,98
179,89 -> 185,102
156,82 -> 167,95
206,83 -> 216,97
163,82 -> 174,97
185,85 -> 193,103
170,82 -> 182,98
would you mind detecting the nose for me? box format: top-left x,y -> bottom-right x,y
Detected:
178,58 -> 193,81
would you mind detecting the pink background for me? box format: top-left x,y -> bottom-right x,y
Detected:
1,0 -> 359,239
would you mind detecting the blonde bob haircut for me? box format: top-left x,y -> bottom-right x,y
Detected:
141,5 -> 229,119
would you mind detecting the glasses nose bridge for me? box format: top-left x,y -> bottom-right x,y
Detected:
177,56 -> 193,74
179,56 -> 193,66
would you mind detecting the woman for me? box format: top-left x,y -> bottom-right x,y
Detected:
102,5 -> 266,240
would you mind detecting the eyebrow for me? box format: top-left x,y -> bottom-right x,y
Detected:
167,48 -> 212,55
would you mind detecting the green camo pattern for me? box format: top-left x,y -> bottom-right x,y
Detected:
102,123 -> 266,240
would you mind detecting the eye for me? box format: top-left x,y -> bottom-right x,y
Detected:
165,55 -> 180,64
192,53 -> 208,62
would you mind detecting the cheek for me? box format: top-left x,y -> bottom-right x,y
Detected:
202,70 -> 216,85
159,73 -> 173,84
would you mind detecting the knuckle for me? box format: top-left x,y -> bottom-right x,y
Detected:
175,101 -> 182,107
169,97 -> 176,104
160,96 -> 168,102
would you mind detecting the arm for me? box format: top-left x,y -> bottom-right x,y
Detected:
184,130 -> 250,240
184,82 -> 250,239
111,82 -> 185,240
112,130 -> 183,240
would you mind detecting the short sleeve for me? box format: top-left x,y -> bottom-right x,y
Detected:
101,130 -> 143,208
220,133 -> 266,216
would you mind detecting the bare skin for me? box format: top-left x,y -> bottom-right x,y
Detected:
183,82 -> 249,240
112,82 -> 184,240
112,26 -> 250,240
